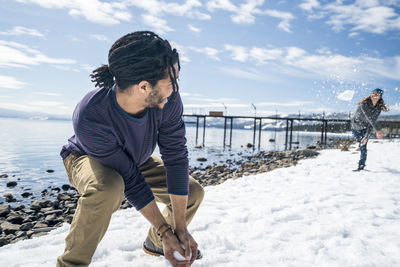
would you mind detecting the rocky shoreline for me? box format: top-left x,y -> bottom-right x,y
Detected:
0,138 -> 355,247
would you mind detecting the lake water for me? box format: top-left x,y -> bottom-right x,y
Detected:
0,117 -> 351,204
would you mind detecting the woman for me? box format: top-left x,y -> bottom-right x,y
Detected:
351,88 -> 389,171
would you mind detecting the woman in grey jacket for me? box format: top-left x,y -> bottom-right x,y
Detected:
351,88 -> 389,171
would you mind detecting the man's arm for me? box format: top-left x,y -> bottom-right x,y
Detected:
158,93 -> 198,263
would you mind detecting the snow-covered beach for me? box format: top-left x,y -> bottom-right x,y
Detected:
0,140 -> 399,267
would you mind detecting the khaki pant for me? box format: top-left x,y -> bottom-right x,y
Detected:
57,154 -> 204,267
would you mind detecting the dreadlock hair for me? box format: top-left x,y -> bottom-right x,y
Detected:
358,96 -> 389,112
90,31 -> 180,95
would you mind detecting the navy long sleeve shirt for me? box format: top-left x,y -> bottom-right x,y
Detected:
60,86 -> 189,210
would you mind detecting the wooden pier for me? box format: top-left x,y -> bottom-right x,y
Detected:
183,114 -> 400,150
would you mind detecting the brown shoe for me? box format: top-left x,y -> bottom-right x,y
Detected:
142,236 -> 203,259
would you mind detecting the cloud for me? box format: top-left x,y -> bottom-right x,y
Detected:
0,75 -> 28,89
0,26 -> 44,38
299,0 -> 400,35
188,24 -> 202,33
180,92 -> 203,97
141,14 -> 173,34
263,9 -> 295,32
0,40 -> 76,69
14,0 -> 132,25
299,0 -> 320,11
224,45 -> 248,62
34,91 -> 62,96
89,34 -> 110,42
207,0 -> 295,31
337,90 -> 355,101
223,44 -> 400,82
0,101 -> 73,114
126,0 -> 210,33
219,67 -> 281,83
170,41 -> 190,63
188,46 -> 220,60
255,101 -> 314,107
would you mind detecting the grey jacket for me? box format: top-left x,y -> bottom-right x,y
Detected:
351,98 -> 381,138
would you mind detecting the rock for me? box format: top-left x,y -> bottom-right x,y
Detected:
0,236 -> 9,246
300,149 -> 320,157
10,237 -> 27,244
57,193 -> 71,201
65,215 -> 74,224
21,192 -> 32,198
1,221 -> 20,234
30,201 -> 41,211
306,144 -> 317,149
51,187 -> 61,193
61,184 -> 71,191
44,209 -> 63,216
41,207 -> 54,213
194,145 -> 202,149
14,230 -> 27,238
39,200 -> 51,208
0,204 -> 11,217
246,143 -> 253,148
20,222 -> 34,231
0,174 -> 8,178
45,214 -> 57,223
31,232 -> 47,238
6,213 -> 24,224
3,193 -> 16,203
14,205 -> 25,211
46,169 -> 54,173
33,222 -> 48,228
22,208 -> 36,215
196,157 -> 207,162
6,181 -> 17,187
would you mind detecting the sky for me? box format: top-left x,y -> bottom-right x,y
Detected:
0,139 -> 399,266
1,0 -> 400,117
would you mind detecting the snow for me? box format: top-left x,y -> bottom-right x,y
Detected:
337,90 -> 355,101
1,140 -> 399,267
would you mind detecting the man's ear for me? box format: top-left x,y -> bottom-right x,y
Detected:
138,81 -> 151,94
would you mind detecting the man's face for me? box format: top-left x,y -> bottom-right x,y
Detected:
145,63 -> 179,109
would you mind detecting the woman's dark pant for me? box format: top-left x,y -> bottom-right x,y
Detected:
352,129 -> 368,167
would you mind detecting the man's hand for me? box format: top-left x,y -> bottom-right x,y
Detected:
361,137 -> 368,146
175,228 -> 198,265
162,230 -> 191,267
376,130 -> 384,139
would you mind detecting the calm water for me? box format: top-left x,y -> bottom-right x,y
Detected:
0,117 -> 350,204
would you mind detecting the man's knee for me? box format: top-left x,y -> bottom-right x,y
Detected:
82,173 -> 125,211
188,177 -> 204,205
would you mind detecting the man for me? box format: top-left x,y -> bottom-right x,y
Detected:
57,31 -> 204,267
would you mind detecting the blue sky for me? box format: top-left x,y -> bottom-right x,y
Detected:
1,0 -> 400,117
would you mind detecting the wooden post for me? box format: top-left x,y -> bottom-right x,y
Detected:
289,119 -> 293,150
258,118 -> 262,150
202,116 -> 206,147
195,116 -> 199,145
253,118 -> 257,149
285,119 -> 289,150
229,117 -> 233,148
324,121 -> 328,145
223,117 -> 227,148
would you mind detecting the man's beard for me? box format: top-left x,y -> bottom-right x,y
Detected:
145,89 -> 164,109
